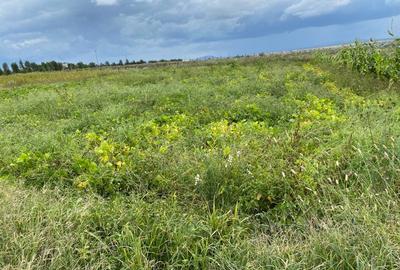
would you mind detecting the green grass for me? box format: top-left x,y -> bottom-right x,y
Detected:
1,54 -> 400,269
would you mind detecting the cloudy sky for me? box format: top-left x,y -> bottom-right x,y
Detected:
1,0 -> 400,64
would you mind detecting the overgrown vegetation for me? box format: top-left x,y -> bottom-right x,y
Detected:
1,50 -> 400,269
332,39 -> 400,83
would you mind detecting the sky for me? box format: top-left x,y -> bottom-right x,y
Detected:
1,0 -> 400,64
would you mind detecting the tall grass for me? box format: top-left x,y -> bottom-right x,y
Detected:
1,53 -> 400,269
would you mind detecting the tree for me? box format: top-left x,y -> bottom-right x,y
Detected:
24,61 -> 32,72
40,62 -> 49,72
0,67 -> 3,76
46,61 -> 62,71
47,61 -> 56,71
30,62 -> 39,72
10,62 -> 19,73
76,62 -> 85,69
2,63 -> 11,75
19,60 -> 25,72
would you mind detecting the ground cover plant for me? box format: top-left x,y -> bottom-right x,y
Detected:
1,50 -> 400,269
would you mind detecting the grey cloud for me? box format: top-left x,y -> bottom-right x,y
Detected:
0,0 -> 400,63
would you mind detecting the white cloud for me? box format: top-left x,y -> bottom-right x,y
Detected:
2,35 -> 48,50
283,0 -> 351,19
92,0 -> 118,6
12,37 -> 48,49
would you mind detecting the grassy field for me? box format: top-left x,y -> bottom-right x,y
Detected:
1,53 -> 400,269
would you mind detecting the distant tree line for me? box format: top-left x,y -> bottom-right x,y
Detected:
0,58 -> 183,75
